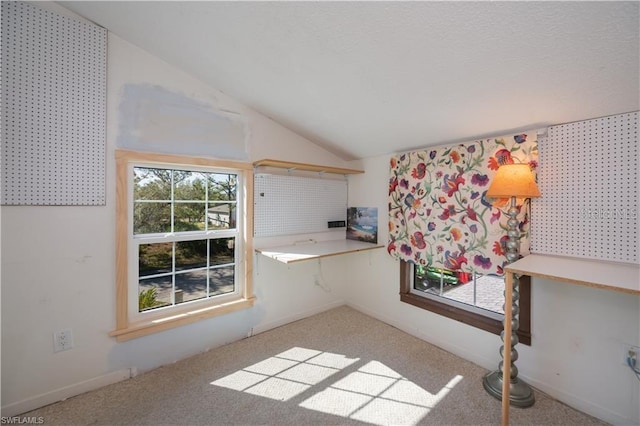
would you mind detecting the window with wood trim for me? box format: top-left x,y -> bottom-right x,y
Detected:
112,150 -> 255,342
399,260 -> 531,345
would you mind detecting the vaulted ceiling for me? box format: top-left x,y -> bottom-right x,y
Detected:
60,1 -> 639,160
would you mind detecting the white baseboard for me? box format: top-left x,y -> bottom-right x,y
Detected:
251,299 -> 345,336
1,368 -> 136,417
520,374 -> 635,426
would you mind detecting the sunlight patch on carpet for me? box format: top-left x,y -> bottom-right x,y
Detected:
211,346 -> 462,423
300,360 -> 463,425
211,347 -> 358,401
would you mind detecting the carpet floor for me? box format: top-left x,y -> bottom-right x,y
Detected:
24,305 -> 604,425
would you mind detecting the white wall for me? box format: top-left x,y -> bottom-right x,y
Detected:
345,155 -> 640,425
1,2 -> 351,415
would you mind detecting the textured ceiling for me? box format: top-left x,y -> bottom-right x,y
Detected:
60,1 -> 639,160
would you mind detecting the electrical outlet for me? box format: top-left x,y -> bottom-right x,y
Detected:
622,343 -> 639,366
53,329 -> 74,353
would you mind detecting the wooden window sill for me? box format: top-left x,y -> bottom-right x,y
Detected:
110,297 -> 256,342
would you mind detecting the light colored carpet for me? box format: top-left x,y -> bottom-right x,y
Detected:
24,306 -> 604,425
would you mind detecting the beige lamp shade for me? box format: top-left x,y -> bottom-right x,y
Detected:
486,163 -> 541,198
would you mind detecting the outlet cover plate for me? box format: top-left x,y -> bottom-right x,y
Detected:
54,329 -> 74,353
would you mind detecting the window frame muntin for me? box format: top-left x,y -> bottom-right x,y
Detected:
409,284 -> 504,322
399,260 -> 531,346
112,149 -> 255,342
409,268 -> 504,321
128,162 -> 243,321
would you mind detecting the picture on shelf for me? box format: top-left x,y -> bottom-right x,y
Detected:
347,207 -> 378,244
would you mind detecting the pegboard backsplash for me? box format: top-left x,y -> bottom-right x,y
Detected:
254,174 -> 347,237
1,2 -> 107,205
531,111 -> 638,264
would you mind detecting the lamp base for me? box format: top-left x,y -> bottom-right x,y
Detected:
482,370 -> 535,408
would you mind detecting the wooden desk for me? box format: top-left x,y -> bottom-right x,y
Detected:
501,254 -> 640,425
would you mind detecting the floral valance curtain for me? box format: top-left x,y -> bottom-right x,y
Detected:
388,134 -> 538,276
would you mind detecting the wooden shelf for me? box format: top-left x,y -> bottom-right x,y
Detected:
505,254 -> 639,295
253,159 -> 363,175
256,239 -> 383,264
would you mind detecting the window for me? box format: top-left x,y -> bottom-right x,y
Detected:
399,261 -> 531,345
386,134 -> 537,344
112,150 -> 255,341
413,265 -> 504,319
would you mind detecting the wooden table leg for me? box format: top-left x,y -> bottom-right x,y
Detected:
501,271 -> 514,425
